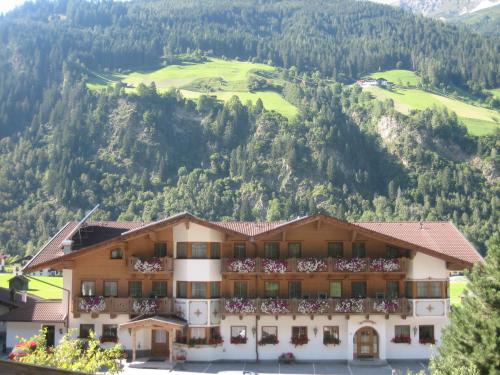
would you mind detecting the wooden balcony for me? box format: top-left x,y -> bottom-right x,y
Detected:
128,256 -> 173,273
221,257 -> 408,274
73,296 -> 173,316
221,298 -> 411,316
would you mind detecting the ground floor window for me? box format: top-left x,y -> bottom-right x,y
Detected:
209,327 -> 222,345
291,326 -> 308,346
419,325 -> 435,345
393,325 -> 411,344
230,326 -> 247,344
190,327 -> 206,345
79,324 -> 95,339
101,324 -> 118,343
323,326 -> 340,345
259,326 -> 278,345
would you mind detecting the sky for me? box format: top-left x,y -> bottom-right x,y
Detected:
0,0 -> 28,14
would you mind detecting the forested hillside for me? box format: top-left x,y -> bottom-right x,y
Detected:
0,0 -> 498,257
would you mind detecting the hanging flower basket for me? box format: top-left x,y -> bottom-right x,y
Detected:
261,299 -> 289,314
262,259 -> 288,273
258,335 -> 279,345
132,299 -> 160,315
133,257 -> 163,273
391,335 -> 411,344
227,258 -> 256,273
335,258 -> 366,272
334,298 -> 364,313
370,258 -> 400,272
297,299 -> 330,314
224,298 -> 256,314
374,299 -> 400,313
297,258 -> 327,273
79,296 -> 106,313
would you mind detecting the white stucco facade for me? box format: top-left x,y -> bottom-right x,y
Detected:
6,322 -> 65,350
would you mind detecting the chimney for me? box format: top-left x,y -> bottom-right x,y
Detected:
61,239 -> 73,254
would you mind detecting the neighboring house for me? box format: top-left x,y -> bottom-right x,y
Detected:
15,212 -> 481,363
357,77 -> 392,87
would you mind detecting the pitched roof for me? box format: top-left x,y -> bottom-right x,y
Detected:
0,300 -> 64,322
0,287 -> 40,307
23,212 -> 482,272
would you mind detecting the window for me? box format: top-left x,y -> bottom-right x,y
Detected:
405,281 -> 413,298
129,281 -> 142,298
288,281 -> 302,299
231,326 -> 246,339
234,243 -> 246,258
177,242 -> 188,259
210,326 -> 221,341
210,282 -> 220,298
234,281 -> 248,298
103,281 -> 118,297
387,281 -> 399,299
419,325 -> 435,344
292,326 -> 307,339
395,325 -> 410,338
211,243 -> 221,259
152,281 -> 167,297
262,326 -> 277,339
386,246 -> 399,259
79,324 -> 94,339
191,282 -> 206,299
329,281 -> 342,298
192,243 -> 208,259
264,281 -> 279,298
177,281 -> 188,298
323,326 -> 339,344
264,242 -> 279,259
430,282 -> 441,298
190,327 -> 206,341
102,324 -> 118,339
154,243 -> 167,258
81,281 -> 95,296
352,242 -> 366,258
110,248 -> 123,259
351,281 -> 367,298
328,242 -> 344,258
416,281 -> 443,298
288,243 -> 301,258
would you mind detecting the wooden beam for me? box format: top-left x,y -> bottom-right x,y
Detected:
148,232 -> 157,242
351,230 -> 357,242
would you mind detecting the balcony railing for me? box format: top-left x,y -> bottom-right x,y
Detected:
221,257 -> 407,274
128,256 -> 173,273
73,296 -> 173,315
221,298 -> 411,316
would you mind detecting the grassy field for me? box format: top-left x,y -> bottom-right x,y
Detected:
450,277 -> 468,306
87,58 -> 298,118
0,274 -> 62,299
364,69 -> 500,136
489,88 -> 500,100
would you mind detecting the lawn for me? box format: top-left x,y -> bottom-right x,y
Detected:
0,274 -> 63,299
450,276 -> 468,306
369,69 -> 421,86
365,86 -> 499,136
87,58 -> 298,118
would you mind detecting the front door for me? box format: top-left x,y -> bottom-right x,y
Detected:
42,325 -> 55,347
151,329 -> 169,358
355,327 -> 378,358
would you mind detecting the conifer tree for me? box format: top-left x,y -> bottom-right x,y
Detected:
430,236 -> 500,375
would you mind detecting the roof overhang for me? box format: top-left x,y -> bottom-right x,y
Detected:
119,315 -> 187,330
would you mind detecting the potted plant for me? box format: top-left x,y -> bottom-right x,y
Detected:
279,352 -> 295,364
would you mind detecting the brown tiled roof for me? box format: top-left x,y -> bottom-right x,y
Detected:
355,221 -> 483,264
210,221 -> 285,236
0,300 -> 64,322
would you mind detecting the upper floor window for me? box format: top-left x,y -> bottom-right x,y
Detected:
234,281 -> 248,298
191,282 -> 206,299
352,242 -> 366,258
152,281 -> 167,298
177,281 -> 188,298
351,281 -> 367,298
154,243 -> 167,258
81,281 -> 95,297
211,243 -> 221,259
210,282 -> 220,298
330,281 -> 342,298
129,281 -> 142,298
103,281 -> 118,297
288,281 -> 302,299
234,243 -> 246,258
288,243 -> 301,258
416,281 -> 443,298
386,246 -> 399,259
264,281 -> 279,298
192,243 -> 208,259
386,281 -> 399,299
328,242 -> 344,258
177,243 -> 188,259
110,248 -> 123,259
264,242 -> 279,259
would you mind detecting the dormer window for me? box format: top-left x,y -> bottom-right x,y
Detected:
110,248 -> 123,259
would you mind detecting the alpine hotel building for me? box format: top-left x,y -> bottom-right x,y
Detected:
11,212 -> 482,363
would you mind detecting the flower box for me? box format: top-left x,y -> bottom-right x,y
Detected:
279,352 -> 295,364
208,336 -> 224,346
297,258 -> 327,273
370,258 -> 401,272
373,299 -> 400,314
323,336 -> 341,346
224,298 -> 256,314
334,298 -> 364,313
297,299 -> 330,314
258,335 -> 278,345
227,258 -> 256,273
188,338 -> 207,347
175,336 -> 187,344
79,296 -> 106,313
392,336 -> 411,344
419,337 -> 436,345
132,299 -> 160,315
133,257 -> 163,273
261,299 -> 289,314
230,336 -> 248,344
335,258 -> 366,272
262,258 -> 288,273
290,336 -> 309,347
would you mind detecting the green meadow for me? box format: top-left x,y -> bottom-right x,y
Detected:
87,58 -> 298,118
363,70 -> 499,136
0,274 -> 63,299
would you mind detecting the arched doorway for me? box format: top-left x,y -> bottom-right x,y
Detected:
353,327 -> 378,359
